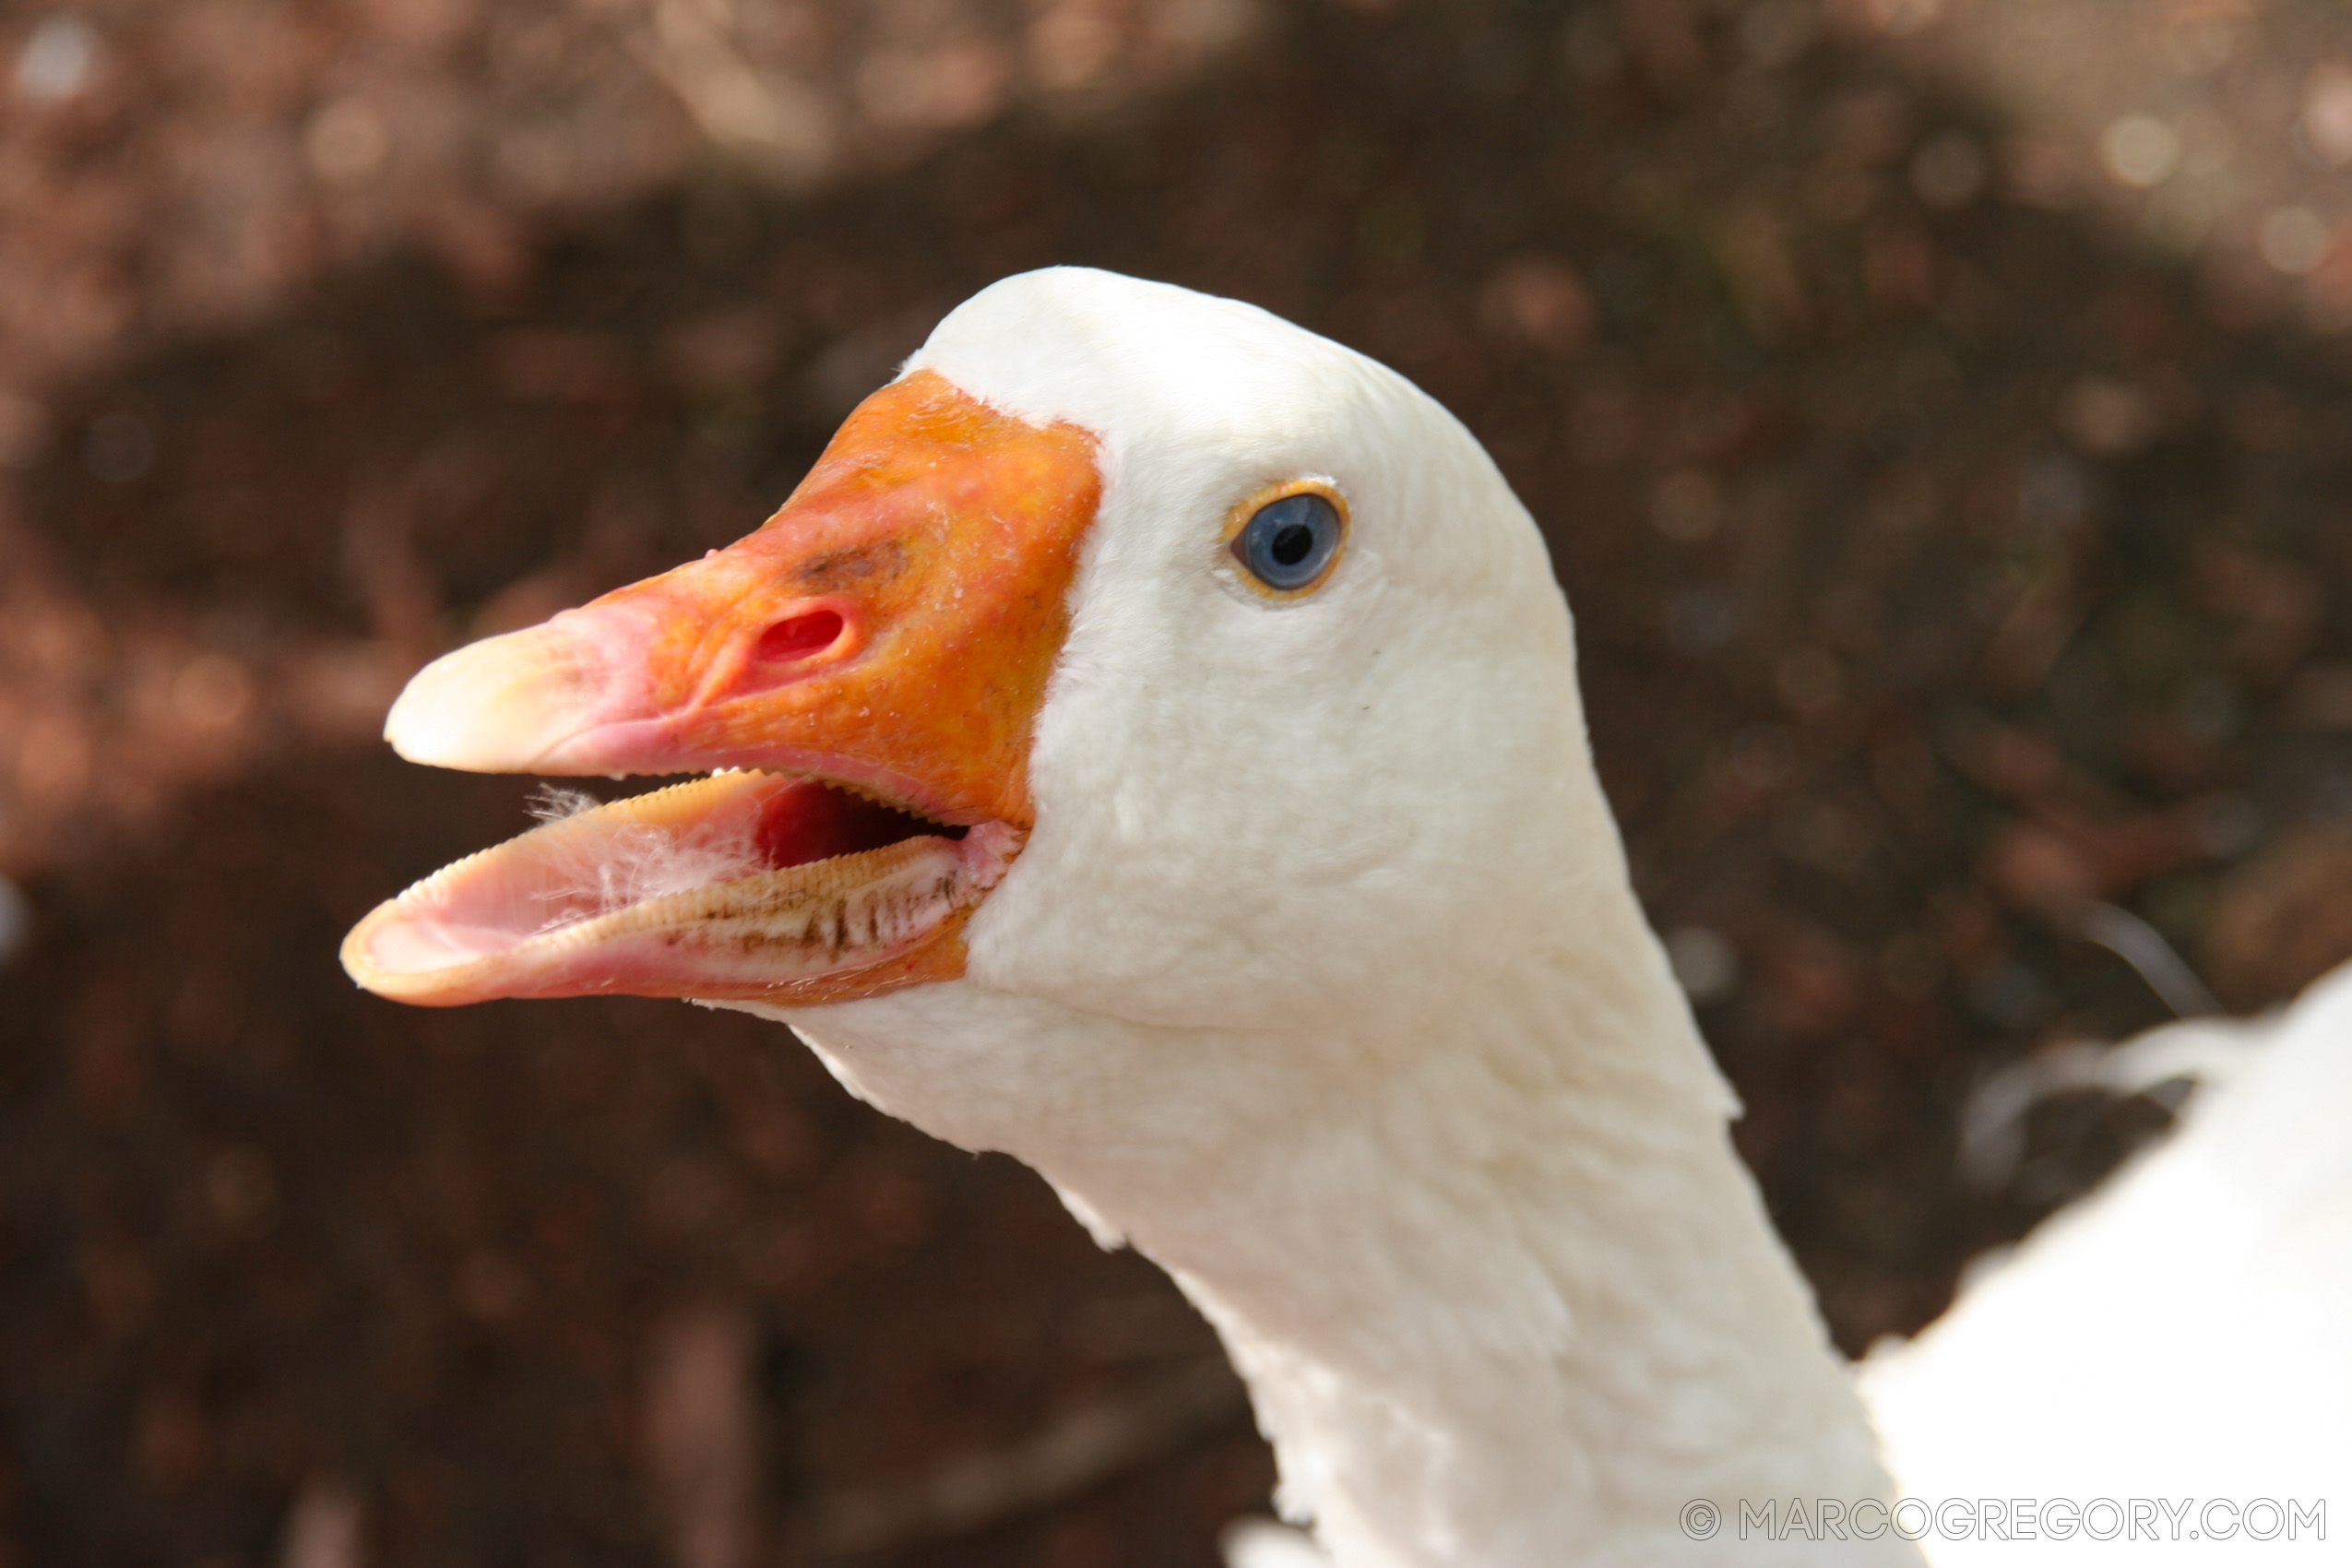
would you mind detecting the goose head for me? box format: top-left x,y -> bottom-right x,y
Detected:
343,265 -> 1617,1189
342,271 -> 1895,1568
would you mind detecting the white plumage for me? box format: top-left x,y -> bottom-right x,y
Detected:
1860,972 -> 2352,1562
362,268 -> 2352,1565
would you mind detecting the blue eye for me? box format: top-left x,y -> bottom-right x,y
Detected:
1232,491 -> 1344,592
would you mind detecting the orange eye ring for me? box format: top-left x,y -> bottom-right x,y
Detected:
1220,478 -> 1350,600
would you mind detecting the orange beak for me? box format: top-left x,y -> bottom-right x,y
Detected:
340,370 -> 1099,1008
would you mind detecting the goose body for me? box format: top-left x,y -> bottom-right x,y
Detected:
345,268 -> 2352,1564
1859,972 -> 2352,1562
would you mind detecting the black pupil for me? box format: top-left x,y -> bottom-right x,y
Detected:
1270,523 -> 1315,566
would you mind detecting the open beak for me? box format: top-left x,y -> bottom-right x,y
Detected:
340,369 -> 1099,1008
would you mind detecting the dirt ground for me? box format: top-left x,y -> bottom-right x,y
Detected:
7,0 -> 2352,1563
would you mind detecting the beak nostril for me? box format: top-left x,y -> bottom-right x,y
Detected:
722,607 -> 854,701
754,610 -> 848,666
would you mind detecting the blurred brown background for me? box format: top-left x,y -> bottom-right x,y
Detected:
6,0 -> 2352,1562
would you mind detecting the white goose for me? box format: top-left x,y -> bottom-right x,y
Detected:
343,268 -> 2352,1566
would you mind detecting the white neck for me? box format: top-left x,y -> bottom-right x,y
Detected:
782,866 -> 1919,1567
1137,896 -> 1911,1566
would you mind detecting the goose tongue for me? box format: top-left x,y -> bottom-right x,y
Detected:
340,370 -> 1100,1008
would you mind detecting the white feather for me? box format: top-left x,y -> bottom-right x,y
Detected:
523,783 -> 765,932
698,269 -> 2352,1565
